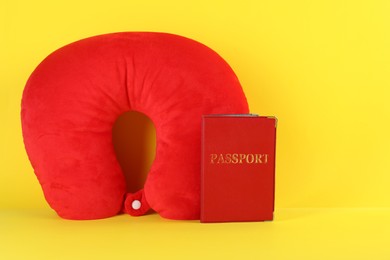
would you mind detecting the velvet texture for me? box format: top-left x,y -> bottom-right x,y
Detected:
21,32 -> 249,220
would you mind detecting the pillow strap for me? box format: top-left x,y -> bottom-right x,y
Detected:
123,189 -> 151,216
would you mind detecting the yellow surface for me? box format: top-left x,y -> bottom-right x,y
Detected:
1,208 -> 390,259
1,0 -> 390,259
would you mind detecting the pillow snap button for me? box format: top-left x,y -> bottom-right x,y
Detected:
132,200 -> 141,210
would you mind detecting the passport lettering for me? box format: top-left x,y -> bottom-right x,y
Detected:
210,153 -> 269,164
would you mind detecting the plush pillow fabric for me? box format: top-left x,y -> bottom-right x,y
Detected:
21,32 -> 249,220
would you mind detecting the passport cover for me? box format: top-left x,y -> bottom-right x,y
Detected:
201,115 -> 277,223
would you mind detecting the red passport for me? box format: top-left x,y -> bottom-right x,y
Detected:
201,115 -> 277,223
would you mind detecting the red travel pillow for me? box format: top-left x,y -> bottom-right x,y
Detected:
21,32 -> 249,220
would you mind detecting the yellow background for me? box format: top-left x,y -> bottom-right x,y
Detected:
1,0 -> 389,259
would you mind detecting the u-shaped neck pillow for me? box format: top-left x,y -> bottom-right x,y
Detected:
21,32 -> 249,220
